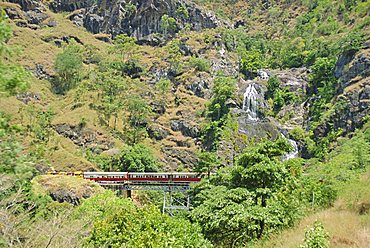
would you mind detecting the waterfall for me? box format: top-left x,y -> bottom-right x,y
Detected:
281,134 -> 299,160
242,84 -> 259,121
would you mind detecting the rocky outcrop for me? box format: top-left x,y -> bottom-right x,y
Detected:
273,67 -> 309,96
6,0 -> 49,29
170,119 -> 200,138
186,78 -> 210,98
55,123 -> 114,153
8,0 -> 43,11
32,175 -> 104,205
147,124 -> 169,140
50,0 -> 230,44
16,92 -> 41,104
161,146 -> 198,169
49,0 -> 94,12
314,46 -> 370,136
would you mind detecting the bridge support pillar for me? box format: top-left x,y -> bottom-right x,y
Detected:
162,190 -> 190,216
127,190 -> 132,198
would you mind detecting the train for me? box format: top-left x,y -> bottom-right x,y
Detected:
47,171 -> 203,184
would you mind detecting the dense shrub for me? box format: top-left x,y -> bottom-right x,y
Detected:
112,144 -> 159,172
300,221 -> 329,248
54,39 -> 83,94
188,56 -> 211,72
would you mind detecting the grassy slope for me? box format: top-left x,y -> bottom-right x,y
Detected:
0,2 -> 214,172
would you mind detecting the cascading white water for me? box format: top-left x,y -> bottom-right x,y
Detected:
281,134 -> 299,160
241,82 -> 299,160
242,84 -> 259,121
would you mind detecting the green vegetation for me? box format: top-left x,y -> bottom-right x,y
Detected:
54,39 -> 83,94
160,14 -> 177,37
110,143 -> 159,172
188,55 -> 211,72
300,221 -> 330,248
80,191 -> 211,247
191,139 -> 313,246
202,73 -> 236,150
0,10 -> 29,95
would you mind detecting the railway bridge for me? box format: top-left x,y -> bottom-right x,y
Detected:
54,171 -> 205,215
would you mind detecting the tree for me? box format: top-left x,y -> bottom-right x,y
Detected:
0,9 -> 11,60
266,75 -> 280,99
54,39 -> 83,94
160,14 -> 177,37
233,138 -> 293,238
308,57 -> 336,96
0,10 -> 29,96
112,143 -> 159,172
202,74 -> 236,151
111,34 -> 138,64
0,64 -> 30,96
207,74 -> 236,121
188,56 -> 211,72
125,95 -> 152,144
195,151 -> 219,178
93,71 -> 127,128
191,139 -> 304,245
165,39 -> 182,74
155,78 -> 171,107
22,105 -> 55,145
239,49 -> 266,79
190,186 -> 256,246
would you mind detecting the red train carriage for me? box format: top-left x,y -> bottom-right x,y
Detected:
83,172 -> 202,184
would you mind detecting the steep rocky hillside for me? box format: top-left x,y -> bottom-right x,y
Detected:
0,0 -> 369,173
1,1 -> 369,247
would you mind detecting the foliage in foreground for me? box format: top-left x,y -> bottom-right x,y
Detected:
300,221 -> 329,248
191,139 -> 303,246
78,191 -> 212,248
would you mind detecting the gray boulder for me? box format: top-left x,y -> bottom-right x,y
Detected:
170,119 -> 200,138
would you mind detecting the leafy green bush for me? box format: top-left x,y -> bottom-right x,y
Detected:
266,76 -> 280,99
160,14 -> 177,37
239,49 -> 265,79
0,10 -> 29,96
189,56 -> 211,72
300,221 -> 329,248
54,39 -> 83,94
195,151 -> 219,177
79,191 -> 212,248
302,177 -> 337,208
112,143 -> 159,172
191,139 -> 304,245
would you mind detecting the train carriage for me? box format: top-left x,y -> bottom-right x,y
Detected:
83,172 -> 129,182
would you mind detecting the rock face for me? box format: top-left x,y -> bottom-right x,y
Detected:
55,123 -> 114,154
274,67 -> 308,97
170,119 -> 200,138
161,146 -> 198,170
314,47 -> 370,136
49,0 -> 94,12
6,0 -> 49,29
50,0 -> 229,43
16,92 -> 41,104
33,175 -> 104,206
8,0 -> 43,11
